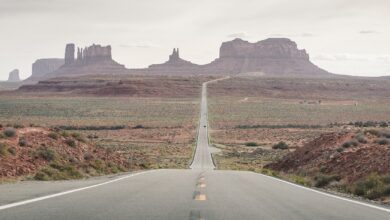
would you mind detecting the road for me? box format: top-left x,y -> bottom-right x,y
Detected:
0,78 -> 389,220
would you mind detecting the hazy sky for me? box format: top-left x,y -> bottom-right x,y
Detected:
1,0 -> 390,80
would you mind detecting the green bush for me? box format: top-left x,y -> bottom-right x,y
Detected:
350,174 -> 390,200
3,127 -> 16,137
314,175 -> 340,188
71,132 -> 86,143
355,134 -> 367,144
272,141 -> 289,150
7,147 -> 16,155
65,138 -> 76,147
376,138 -> 389,145
34,163 -> 82,181
382,132 -> 390,138
342,142 -> 351,148
0,143 -> 8,156
84,152 -> 94,161
35,146 -> 56,161
245,142 -> 258,147
379,121 -> 388,127
289,175 -> 312,187
18,137 -> 27,147
48,132 -> 58,140
365,129 -> 381,137
60,131 -> 70,137
381,175 -> 390,184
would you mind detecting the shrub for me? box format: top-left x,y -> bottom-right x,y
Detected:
365,129 -> 381,137
272,141 -> 289,150
60,131 -> 70,137
18,137 -> 27,147
289,175 -> 312,187
55,125 -> 125,130
3,127 -> 16,137
65,138 -> 76,147
34,163 -> 82,180
350,174 -> 390,199
350,139 -> 359,146
379,121 -> 388,127
314,175 -> 340,188
342,142 -> 351,148
133,124 -> 145,129
35,146 -> 56,161
84,152 -> 94,160
355,134 -> 367,144
381,175 -> 390,184
13,124 -> 24,129
336,147 -> 344,152
34,171 -> 49,181
0,143 -> 8,156
363,121 -> 376,127
382,132 -> 390,138
71,132 -> 86,143
7,147 -> 16,155
245,142 -> 258,147
376,138 -> 390,145
48,132 -> 58,140
383,186 -> 390,196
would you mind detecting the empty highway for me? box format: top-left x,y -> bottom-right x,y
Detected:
0,78 -> 389,220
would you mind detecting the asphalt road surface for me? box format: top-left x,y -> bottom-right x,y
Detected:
0,78 -> 389,220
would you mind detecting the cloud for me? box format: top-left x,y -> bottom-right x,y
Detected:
118,41 -> 159,49
227,32 -> 248,38
359,30 -> 378,34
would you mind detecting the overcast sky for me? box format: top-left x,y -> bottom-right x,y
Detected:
1,0 -> 390,80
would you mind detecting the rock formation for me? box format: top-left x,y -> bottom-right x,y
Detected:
203,38 -> 330,76
148,48 -> 199,73
64,44 -> 75,65
32,58 -> 64,78
49,43 -> 128,76
7,69 -> 20,82
133,38 -> 330,76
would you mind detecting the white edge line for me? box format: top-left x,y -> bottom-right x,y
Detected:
0,170 -> 153,211
254,172 -> 390,213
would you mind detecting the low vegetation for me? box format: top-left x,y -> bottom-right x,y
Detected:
34,146 -> 57,161
349,174 -> 390,200
3,127 -> 16,137
18,137 -> 27,146
272,141 -> 289,150
0,143 -> 8,156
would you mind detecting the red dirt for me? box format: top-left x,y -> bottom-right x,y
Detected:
0,127 -> 128,179
266,131 -> 390,182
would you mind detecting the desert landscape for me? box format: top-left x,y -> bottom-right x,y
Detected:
207,76 -> 390,203
1,2 -> 390,217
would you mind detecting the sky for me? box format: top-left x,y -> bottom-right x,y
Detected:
1,0 -> 390,80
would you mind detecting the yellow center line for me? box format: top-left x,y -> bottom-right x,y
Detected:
194,194 -> 207,201
197,183 -> 206,188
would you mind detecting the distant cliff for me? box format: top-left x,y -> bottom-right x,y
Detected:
7,69 -> 20,82
132,38 -> 331,77
25,38 -> 332,80
32,58 -> 64,78
49,43 -> 129,76
147,48 -> 200,73
203,38 -> 330,76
